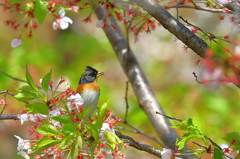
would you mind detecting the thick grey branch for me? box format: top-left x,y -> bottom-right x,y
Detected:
130,0 -> 209,58
94,5 -> 181,150
0,114 -> 19,120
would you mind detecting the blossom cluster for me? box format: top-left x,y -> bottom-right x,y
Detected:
2,0 -> 161,48
14,74 -> 126,159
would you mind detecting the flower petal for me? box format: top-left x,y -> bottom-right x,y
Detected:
11,38 -> 22,48
59,9 -> 66,17
63,17 -> 73,24
52,21 -> 58,30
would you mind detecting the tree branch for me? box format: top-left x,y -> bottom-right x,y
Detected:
0,114 -> 19,120
94,5 -> 182,151
115,130 -> 162,158
130,0 -> 240,87
167,4 -> 224,13
130,0 -> 209,58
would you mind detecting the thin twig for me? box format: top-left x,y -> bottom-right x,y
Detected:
179,16 -> 231,44
207,136 -> 222,151
156,111 -> 183,122
121,120 -> 167,148
124,81 -> 129,121
192,72 -> 202,84
115,130 -> 162,158
167,4 -> 224,13
0,70 -> 28,83
176,0 -> 184,20
0,90 -> 15,97
0,94 -> 7,114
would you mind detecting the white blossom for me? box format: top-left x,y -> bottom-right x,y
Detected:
99,123 -> 115,141
18,113 -> 47,125
17,151 -> 30,159
14,135 -> 31,151
53,9 -> 73,30
67,93 -> 84,110
161,148 -> 182,159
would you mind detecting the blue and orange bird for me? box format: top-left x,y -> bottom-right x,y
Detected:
76,66 -> 104,118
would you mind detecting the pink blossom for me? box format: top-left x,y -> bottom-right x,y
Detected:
53,9 -> 73,30
11,38 -> 22,48
70,6 -> 79,13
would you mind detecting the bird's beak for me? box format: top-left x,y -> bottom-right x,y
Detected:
97,72 -> 104,78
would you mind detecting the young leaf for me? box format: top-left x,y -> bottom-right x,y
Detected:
61,123 -> 76,135
8,0 -> 23,4
18,85 -> 38,94
98,101 -> 109,122
70,141 -> 79,159
80,106 -> 93,119
15,92 -> 39,101
37,123 -> 59,136
41,69 -> 52,92
77,135 -> 82,150
214,147 -> 223,159
84,122 -> 99,141
28,102 -> 49,115
57,134 -> 75,150
26,66 -> 39,92
34,136 -> 59,154
50,116 -> 73,124
34,0 -> 48,25
105,131 -> 124,150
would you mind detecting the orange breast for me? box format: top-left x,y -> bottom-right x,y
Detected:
76,80 -> 100,94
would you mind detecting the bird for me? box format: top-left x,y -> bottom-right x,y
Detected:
76,66 -> 104,118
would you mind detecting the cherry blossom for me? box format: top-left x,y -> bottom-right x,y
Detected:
99,123 -> 115,141
53,9 -> 73,30
67,93 -> 84,110
161,148 -> 182,159
11,38 -> 22,47
14,135 -> 32,159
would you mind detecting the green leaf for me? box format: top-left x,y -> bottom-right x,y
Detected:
82,106 -> 93,118
224,132 -> 240,150
88,142 -> 95,158
37,123 -> 59,136
34,136 -> 59,154
34,0 -> 48,25
84,122 -> 99,141
57,134 -> 75,150
98,101 -> 109,122
105,131 -> 123,150
77,135 -> 82,150
61,123 -> 76,135
8,0 -> 23,4
176,134 -> 204,150
28,102 -> 49,115
214,147 -> 223,159
15,92 -> 39,101
18,85 -> 38,94
50,116 -> 73,124
41,69 -> 52,92
26,66 -> 39,92
70,141 -> 79,159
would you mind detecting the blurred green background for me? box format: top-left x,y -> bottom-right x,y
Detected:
0,6 -> 239,159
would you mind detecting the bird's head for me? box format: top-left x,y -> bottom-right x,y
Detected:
79,66 -> 104,84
